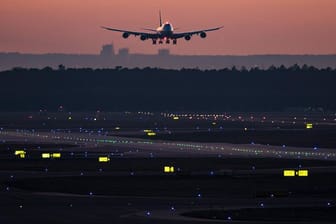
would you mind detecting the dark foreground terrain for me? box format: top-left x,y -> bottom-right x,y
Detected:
0,112 -> 335,223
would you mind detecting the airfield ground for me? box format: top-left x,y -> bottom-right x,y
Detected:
0,112 -> 335,223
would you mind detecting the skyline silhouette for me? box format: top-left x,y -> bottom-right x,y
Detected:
1,43 -> 336,71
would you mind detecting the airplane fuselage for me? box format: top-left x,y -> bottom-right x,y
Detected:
156,22 -> 174,38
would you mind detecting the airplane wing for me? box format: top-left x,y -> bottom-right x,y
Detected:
172,26 -> 223,39
101,26 -> 159,39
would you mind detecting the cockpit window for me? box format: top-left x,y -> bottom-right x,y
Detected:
163,23 -> 173,30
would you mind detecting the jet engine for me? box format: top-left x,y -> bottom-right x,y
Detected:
140,35 -> 147,41
122,33 -> 130,39
200,32 -> 207,38
184,35 -> 191,41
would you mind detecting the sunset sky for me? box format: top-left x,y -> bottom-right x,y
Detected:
1,0 -> 336,55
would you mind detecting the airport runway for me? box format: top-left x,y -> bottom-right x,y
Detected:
1,129 -> 336,160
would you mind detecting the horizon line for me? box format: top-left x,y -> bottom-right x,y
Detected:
1,50 -> 336,57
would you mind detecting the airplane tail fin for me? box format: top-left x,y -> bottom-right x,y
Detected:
159,10 -> 162,27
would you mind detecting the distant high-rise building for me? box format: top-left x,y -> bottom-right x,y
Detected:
118,48 -> 129,56
100,44 -> 115,57
158,49 -> 170,56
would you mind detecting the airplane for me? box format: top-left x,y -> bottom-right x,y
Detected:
101,11 -> 223,45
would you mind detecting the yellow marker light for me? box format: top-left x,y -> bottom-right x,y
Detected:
283,170 -> 295,177
298,170 -> 309,176
164,166 -> 171,173
98,157 -> 110,162
143,129 -> 153,133
164,166 -> 175,173
306,123 -> 313,129
15,150 -> 26,159
14,150 -> 25,156
147,132 -> 156,136
52,153 -> 61,158
173,116 -> 179,120
42,153 -> 51,159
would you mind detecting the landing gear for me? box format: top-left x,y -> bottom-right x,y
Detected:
159,39 -> 163,44
152,39 -> 157,45
166,39 -> 170,44
173,39 -> 177,45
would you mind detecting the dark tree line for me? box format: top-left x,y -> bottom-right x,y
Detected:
0,65 -> 335,111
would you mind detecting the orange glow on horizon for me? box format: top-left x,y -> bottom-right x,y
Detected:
1,0 -> 336,55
